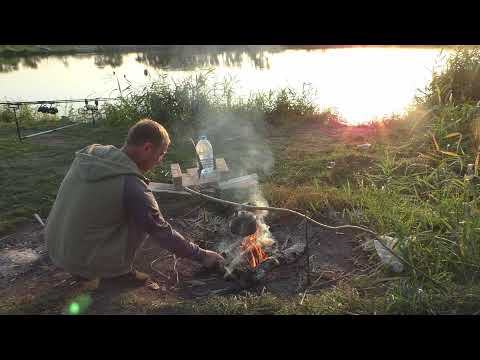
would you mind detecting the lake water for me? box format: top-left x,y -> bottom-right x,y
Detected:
0,46 -> 451,124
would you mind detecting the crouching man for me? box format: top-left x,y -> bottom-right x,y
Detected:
45,118 -> 224,286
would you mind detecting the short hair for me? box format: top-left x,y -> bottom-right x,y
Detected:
125,119 -> 171,148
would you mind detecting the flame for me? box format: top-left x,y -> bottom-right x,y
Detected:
241,226 -> 268,268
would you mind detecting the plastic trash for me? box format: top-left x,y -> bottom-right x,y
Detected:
196,135 -> 215,176
373,235 -> 404,273
200,167 -> 215,178
465,163 -> 475,181
357,143 -> 371,150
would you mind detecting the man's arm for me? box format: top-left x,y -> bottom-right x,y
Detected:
123,176 -> 207,261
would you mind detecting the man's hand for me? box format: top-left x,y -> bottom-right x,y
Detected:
201,250 -> 225,270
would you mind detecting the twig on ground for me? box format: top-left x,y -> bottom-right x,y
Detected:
311,270 -> 356,289
305,216 -> 310,285
180,202 -> 206,218
364,262 -> 386,277
0,234 -> 14,242
300,290 -> 308,305
150,257 -> 171,280
175,219 -> 188,228
34,213 -> 45,227
306,262 -> 382,295
173,255 -> 180,285
194,223 -> 215,232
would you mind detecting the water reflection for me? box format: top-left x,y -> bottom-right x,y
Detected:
0,55 -> 57,73
0,46 -> 277,73
0,57 -> 19,72
94,53 -> 124,68
134,47 -> 271,70
21,56 -> 42,69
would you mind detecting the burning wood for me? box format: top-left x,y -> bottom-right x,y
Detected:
241,226 -> 268,268
221,242 -> 306,288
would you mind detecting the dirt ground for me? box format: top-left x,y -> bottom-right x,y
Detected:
0,122 -> 376,315
0,213 -> 371,314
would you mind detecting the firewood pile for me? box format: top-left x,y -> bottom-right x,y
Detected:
221,242 -> 306,288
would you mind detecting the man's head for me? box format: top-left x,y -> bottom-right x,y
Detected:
123,119 -> 171,173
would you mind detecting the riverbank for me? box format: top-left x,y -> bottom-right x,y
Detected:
1,47 -> 480,314
1,44 -> 460,57
0,45 -> 283,57
0,45 -> 102,56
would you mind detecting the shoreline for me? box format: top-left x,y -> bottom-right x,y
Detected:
0,44 -> 461,57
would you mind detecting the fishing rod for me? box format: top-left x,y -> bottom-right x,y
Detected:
0,97 -> 120,106
2,97 -> 121,142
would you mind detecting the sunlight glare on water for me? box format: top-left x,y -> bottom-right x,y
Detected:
198,48 -> 450,124
0,47 -> 450,124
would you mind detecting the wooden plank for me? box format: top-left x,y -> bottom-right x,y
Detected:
215,158 -> 229,180
215,158 -> 229,173
171,163 -> 182,178
181,173 -> 198,187
184,173 -> 218,187
148,182 -> 191,195
152,173 -> 258,193
186,167 -> 199,179
170,163 -> 183,189
170,160 -> 230,190
185,166 -> 223,187
218,174 -> 258,190
199,176 -> 220,186
148,182 -> 176,191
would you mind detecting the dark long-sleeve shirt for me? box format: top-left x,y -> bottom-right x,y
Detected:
123,175 -> 206,261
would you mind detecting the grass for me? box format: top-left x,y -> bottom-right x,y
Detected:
0,117 -> 202,235
0,122 -> 123,234
3,47 -> 480,314
139,281 -> 480,314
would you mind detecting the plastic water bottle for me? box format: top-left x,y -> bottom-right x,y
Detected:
465,163 -> 475,181
195,135 -> 214,177
373,236 -> 404,273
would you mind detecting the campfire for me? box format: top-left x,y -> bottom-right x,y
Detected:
151,147 -> 313,295
217,203 -> 309,290
221,214 -> 306,288
241,226 -> 268,268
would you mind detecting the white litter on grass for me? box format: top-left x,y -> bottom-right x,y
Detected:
373,236 -> 404,273
357,143 -> 372,150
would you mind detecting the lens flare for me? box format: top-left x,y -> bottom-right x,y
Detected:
68,302 -> 80,315
66,294 -> 92,315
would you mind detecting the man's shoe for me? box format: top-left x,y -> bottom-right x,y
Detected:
70,275 -> 100,290
101,269 -> 157,289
